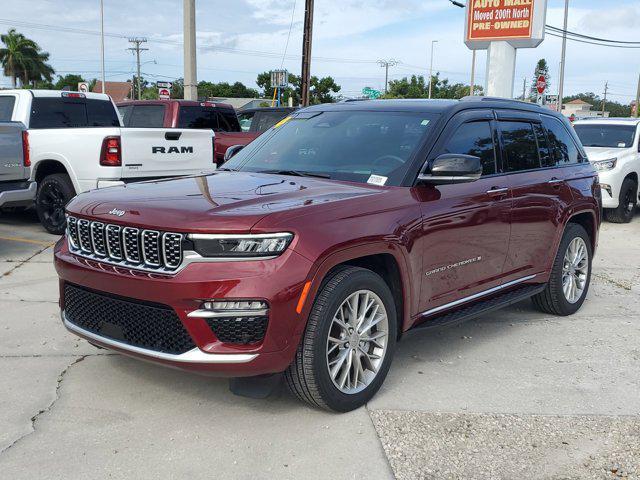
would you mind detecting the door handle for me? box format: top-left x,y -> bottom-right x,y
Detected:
548,177 -> 563,188
486,187 -> 509,198
165,131 -> 182,141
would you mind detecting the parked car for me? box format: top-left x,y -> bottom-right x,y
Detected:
0,90 -> 217,234
55,98 -> 600,412
0,121 -> 35,209
215,107 -> 296,165
573,118 -> 640,223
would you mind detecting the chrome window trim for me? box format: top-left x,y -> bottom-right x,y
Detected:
419,274 -> 538,318
62,312 -> 258,364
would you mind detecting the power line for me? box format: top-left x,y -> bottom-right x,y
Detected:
280,0 -> 297,69
545,25 -> 640,45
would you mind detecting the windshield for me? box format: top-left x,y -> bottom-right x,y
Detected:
574,124 -> 637,148
224,110 -> 437,186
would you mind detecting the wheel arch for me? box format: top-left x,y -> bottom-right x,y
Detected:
566,210 -> 598,253
299,244 -> 413,339
32,158 -> 78,194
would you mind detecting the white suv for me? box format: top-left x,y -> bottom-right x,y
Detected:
574,118 -> 640,223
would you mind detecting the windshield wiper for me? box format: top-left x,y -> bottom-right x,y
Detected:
258,169 -> 331,179
217,167 -> 237,171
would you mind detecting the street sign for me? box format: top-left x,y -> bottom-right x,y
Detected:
536,75 -> 547,95
156,81 -> 173,89
158,88 -> 171,99
465,0 -> 548,50
362,87 -> 381,99
270,70 -> 289,88
78,82 -> 89,93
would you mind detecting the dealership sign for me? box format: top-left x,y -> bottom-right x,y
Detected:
465,0 -> 547,50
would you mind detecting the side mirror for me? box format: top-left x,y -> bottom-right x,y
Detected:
223,144 -> 244,163
417,154 -> 482,185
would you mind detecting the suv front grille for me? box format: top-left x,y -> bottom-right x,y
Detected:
64,284 -> 196,355
66,215 -> 183,273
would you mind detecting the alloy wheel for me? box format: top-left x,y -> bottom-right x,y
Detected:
38,183 -> 67,229
325,290 -> 389,394
562,237 -> 589,304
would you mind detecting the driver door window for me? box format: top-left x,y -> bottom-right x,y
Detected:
441,121 -> 497,176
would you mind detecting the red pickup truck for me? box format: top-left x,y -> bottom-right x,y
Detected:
117,100 -> 293,165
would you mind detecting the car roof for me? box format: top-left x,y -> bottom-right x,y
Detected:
0,89 -> 111,101
574,117 -> 640,125
302,97 -> 560,118
116,99 -> 235,109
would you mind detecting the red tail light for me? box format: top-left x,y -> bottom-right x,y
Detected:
100,136 -> 121,166
21,130 -> 30,167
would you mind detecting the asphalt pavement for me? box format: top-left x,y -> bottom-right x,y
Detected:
0,209 -> 638,479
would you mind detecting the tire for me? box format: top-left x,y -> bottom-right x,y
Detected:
532,223 -> 592,316
285,266 -> 397,412
604,177 -> 637,224
35,174 -> 75,235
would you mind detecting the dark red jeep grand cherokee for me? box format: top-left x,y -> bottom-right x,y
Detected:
55,98 -> 600,411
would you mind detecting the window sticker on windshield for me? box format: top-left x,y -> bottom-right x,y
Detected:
367,174 -> 388,186
273,116 -> 292,129
421,119 -> 430,126
618,142 -> 626,148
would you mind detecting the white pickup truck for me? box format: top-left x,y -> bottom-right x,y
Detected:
573,118 -> 640,223
0,90 -> 216,234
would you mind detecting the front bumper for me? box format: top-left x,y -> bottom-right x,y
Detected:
597,170 -> 621,209
55,238 -> 314,376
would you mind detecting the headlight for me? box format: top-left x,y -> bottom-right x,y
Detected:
592,158 -> 617,172
188,233 -> 293,258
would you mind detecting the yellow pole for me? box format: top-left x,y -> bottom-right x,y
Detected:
271,87 -> 278,107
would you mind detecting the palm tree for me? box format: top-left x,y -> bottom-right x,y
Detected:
0,29 -> 54,87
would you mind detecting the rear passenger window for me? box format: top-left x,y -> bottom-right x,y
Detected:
542,116 -> 580,165
499,121 -> 540,172
128,105 -> 166,127
443,121 -> 497,175
0,96 -> 16,121
533,123 -> 554,167
30,99 -> 87,128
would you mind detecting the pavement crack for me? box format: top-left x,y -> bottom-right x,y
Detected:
593,272 -> 632,291
1,244 -> 52,278
0,354 -> 88,456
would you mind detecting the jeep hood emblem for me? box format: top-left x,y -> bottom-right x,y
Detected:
107,208 -> 126,217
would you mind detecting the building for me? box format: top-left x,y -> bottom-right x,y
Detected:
562,99 -> 609,119
93,81 -> 133,102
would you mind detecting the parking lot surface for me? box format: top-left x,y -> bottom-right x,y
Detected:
1,210 -> 639,479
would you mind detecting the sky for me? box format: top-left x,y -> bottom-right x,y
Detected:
0,0 -> 638,103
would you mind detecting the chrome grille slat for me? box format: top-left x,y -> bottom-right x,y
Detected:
66,216 -> 182,274
90,222 -> 106,256
122,227 -> 141,264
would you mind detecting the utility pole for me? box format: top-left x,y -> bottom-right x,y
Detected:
602,81 -> 608,116
522,77 -> 527,101
100,0 -> 105,93
469,49 -> 476,96
377,59 -> 398,94
127,37 -> 148,100
300,0 -> 314,107
558,0 -> 569,114
634,74 -> 640,118
183,0 -> 198,100
428,40 -> 438,99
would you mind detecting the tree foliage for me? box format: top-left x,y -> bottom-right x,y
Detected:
256,71 -> 341,105
197,80 -> 259,99
383,74 -> 481,99
563,92 -> 632,118
0,29 -> 54,87
530,58 -> 550,100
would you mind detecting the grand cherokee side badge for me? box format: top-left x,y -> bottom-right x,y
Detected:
108,208 -> 126,217
425,256 -> 482,277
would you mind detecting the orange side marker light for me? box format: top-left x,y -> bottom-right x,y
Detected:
296,281 -> 312,314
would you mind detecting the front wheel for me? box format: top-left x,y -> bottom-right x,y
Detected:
35,174 -> 75,235
604,177 -> 637,224
285,266 -> 397,412
532,223 -> 592,316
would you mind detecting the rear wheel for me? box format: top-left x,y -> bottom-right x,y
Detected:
532,223 -> 592,316
35,174 -> 75,235
285,266 -> 397,412
604,177 -> 637,223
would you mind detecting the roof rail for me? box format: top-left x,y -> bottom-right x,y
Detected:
460,96 -> 534,105
340,98 -> 371,103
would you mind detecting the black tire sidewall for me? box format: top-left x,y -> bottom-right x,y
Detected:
310,269 -> 397,412
550,223 -> 592,315
36,174 -> 75,235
